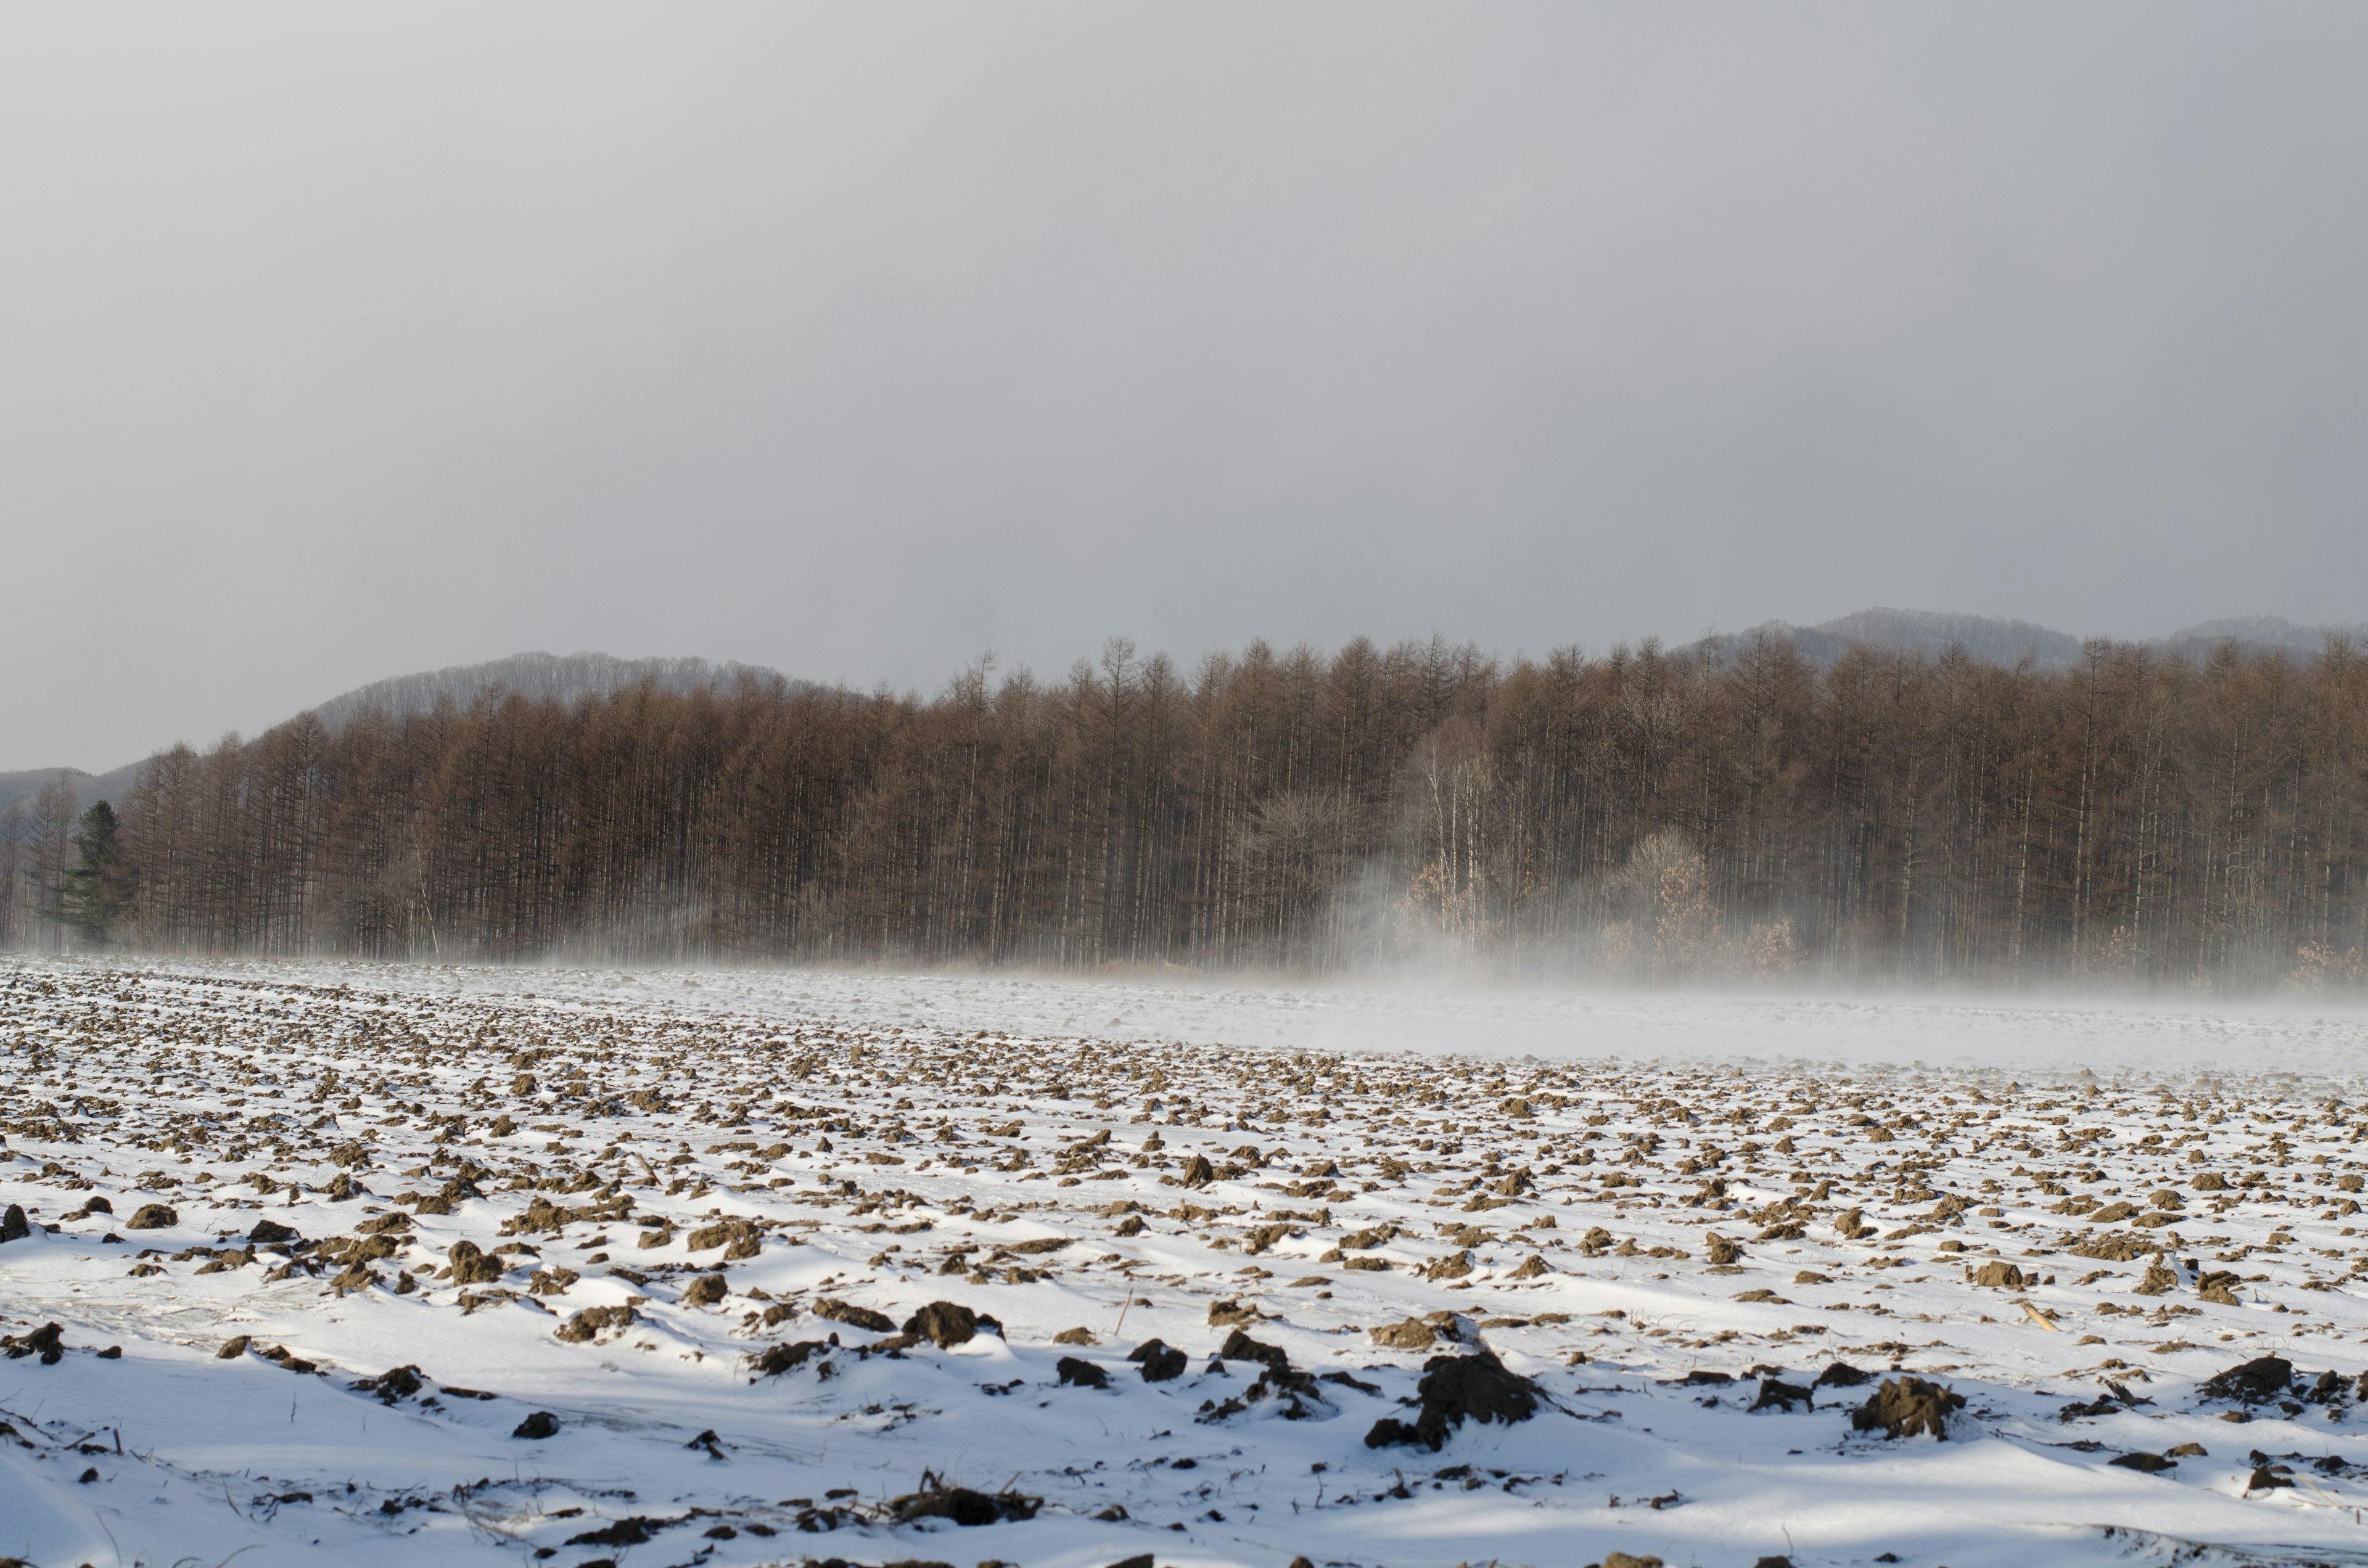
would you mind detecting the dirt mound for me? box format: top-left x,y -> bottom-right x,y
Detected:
1368,1316 -> 1437,1350
2196,1270 -> 2245,1306
352,1365 -> 424,1403
813,1298 -> 896,1333
1,1323 -> 64,1364
2202,1355 -> 2292,1403
902,1301 -> 977,1348
1128,1338 -> 1188,1382
888,1474 -> 1042,1525
1851,1377 -> 1964,1440
1056,1356 -> 1108,1388
1218,1329 -> 1291,1373
1244,1223 -> 1294,1255
1364,1350 -> 1540,1451
448,1239 -> 505,1284
564,1514 -> 682,1546
1750,1379 -> 1814,1412
2068,1234 -> 2150,1262
684,1219 -> 755,1252
1198,1328 -> 1324,1421
556,1305 -> 638,1344
747,1340 -> 827,1377
1368,1312 -> 1475,1350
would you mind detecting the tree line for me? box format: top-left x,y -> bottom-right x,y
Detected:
7,633 -> 2367,989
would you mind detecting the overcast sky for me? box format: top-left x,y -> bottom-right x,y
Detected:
4,5 -> 2366,770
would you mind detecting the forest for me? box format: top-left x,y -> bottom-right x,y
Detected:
4,631 -> 2366,990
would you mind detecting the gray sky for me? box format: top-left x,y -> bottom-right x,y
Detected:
5,4 -> 2366,771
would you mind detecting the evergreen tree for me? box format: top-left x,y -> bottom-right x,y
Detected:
56,800 -> 130,946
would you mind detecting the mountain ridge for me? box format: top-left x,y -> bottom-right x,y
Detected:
2,652 -> 810,816
1684,608 -> 2368,670
305,651 -> 812,733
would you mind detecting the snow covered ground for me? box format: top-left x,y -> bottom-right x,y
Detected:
7,954 -> 2368,1568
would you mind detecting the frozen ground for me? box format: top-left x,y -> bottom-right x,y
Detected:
6,956 -> 2368,1568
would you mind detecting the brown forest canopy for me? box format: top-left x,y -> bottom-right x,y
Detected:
18,632 -> 2368,987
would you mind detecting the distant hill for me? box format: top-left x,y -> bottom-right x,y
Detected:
2155,615 -> 2368,662
1690,608 -> 2367,670
305,651 -> 814,732
0,761 -> 143,819
3,652 -> 813,815
1689,607 -> 2084,668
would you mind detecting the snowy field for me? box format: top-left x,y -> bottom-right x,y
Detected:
8,956 -> 2368,1568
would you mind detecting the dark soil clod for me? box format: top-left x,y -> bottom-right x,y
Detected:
556,1305 -> 637,1344
448,1239 -> 504,1285
1217,1329 -> 1290,1374
813,1298 -> 896,1334
1851,1377 -> 1965,1440
1751,1379 -> 1815,1413
748,1340 -> 828,1378
2203,1355 -> 2293,1404
565,1514 -> 682,1546
1128,1338 -> 1188,1382
902,1302 -> 978,1348
1364,1349 -> 1539,1451
1,1323 -> 64,1365
352,1365 -> 423,1404
1056,1356 -> 1109,1389
887,1474 -> 1042,1526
